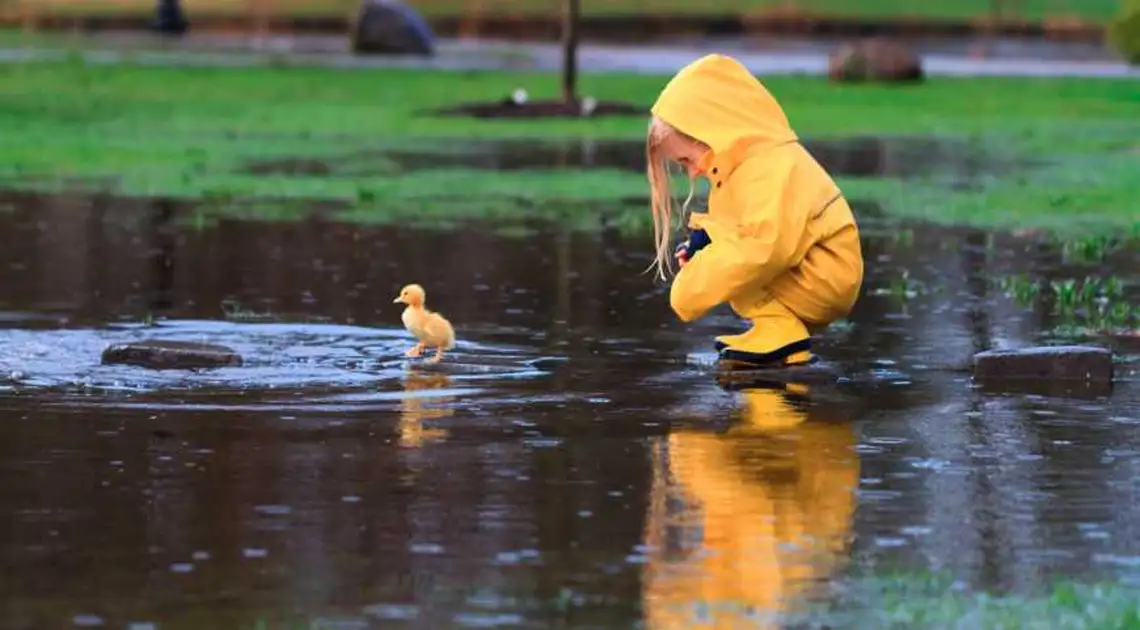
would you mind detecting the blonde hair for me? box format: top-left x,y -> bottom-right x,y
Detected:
645,115 -> 707,282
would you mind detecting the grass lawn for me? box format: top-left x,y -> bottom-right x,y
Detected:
0,57 -> 1137,237
807,573 -> 1140,630
6,0 -> 1124,23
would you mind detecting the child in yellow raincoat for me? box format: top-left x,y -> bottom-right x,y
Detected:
646,53 -> 865,367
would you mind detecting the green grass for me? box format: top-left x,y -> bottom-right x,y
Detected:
0,57 -> 1138,236
805,572 -> 1140,630
8,0 -> 1123,23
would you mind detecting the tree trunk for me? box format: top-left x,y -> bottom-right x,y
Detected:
560,0 -> 580,104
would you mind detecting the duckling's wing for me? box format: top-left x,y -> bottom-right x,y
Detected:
422,314 -> 456,348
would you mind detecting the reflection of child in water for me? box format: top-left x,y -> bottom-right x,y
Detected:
641,384 -> 859,629
645,54 -> 865,367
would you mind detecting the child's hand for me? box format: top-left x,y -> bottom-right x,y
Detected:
684,228 -> 711,258
674,245 -> 690,268
675,228 -> 712,269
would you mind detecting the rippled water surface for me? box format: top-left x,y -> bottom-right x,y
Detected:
0,192 -> 1138,630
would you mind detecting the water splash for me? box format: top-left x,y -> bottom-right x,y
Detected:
0,319 -> 560,402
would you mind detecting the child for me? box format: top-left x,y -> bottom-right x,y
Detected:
646,53 -> 864,367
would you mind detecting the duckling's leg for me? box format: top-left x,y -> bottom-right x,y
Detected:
404,342 -> 425,358
427,346 -> 445,364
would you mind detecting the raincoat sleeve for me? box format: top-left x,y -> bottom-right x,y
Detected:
668,158 -> 809,323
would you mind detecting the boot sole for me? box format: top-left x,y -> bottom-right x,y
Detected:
716,338 -> 813,368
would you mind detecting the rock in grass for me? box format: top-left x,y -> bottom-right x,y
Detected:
828,38 -> 924,83
972,345 -> 1114,384
101,340 -> 242,370
351,0 -> 435,56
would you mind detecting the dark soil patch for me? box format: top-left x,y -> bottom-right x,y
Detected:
245,158 -> 333,176
433,98 -> 645,120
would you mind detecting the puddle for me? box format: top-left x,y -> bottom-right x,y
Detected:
0,191 -> 1136,630
239,135 -> 1022,181
0,319 -> 557,396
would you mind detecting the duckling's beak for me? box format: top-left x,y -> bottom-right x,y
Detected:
393,296 -> 404,304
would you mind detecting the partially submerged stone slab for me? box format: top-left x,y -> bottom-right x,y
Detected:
102,340 -> 243,370
972,345 -> 1114,384
974,378 -> 1114,401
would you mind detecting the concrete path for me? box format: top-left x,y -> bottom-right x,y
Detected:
1,31 -> 1137,79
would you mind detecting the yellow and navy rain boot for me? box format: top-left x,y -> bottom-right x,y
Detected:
714,298 -> 815,368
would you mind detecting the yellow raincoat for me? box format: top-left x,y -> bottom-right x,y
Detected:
651,54 -> 864,365
641,384 -> 859,629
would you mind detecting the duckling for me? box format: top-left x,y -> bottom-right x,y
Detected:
393,283 -> 456,363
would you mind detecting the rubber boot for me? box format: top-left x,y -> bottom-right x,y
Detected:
714,298 -> 814,367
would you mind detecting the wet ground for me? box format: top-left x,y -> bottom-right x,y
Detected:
3,31 -> 1139,79
0,191 -> 1138,630
240,135 -> 1021,182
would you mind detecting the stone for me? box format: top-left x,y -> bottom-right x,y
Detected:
827,38 -> 924,83
972,345 -> 1114,384
350,0 -> 436,56
974,378 -> 1114,401
101,340 -> 242,370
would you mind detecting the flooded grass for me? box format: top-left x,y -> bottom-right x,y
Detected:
842,148 -> 1140,234
231,577 -> 1140,630
999,273 -> 1139,340
813,573 -> 1140,630
0,61 -> 1138,234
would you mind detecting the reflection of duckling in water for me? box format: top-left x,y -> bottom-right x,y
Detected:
641,382 -> 859,630
398,370 -> 454,448
393,283 -> 456,364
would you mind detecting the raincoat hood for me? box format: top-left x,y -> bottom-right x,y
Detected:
650,54 -> 798,157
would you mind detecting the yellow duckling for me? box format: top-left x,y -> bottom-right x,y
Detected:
393,283 -> 456,363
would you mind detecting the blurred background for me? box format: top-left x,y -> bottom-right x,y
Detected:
0,0 -> 1130,50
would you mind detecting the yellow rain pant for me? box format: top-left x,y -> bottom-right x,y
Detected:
651,54 -> 865,366
640,384 -> 860,629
